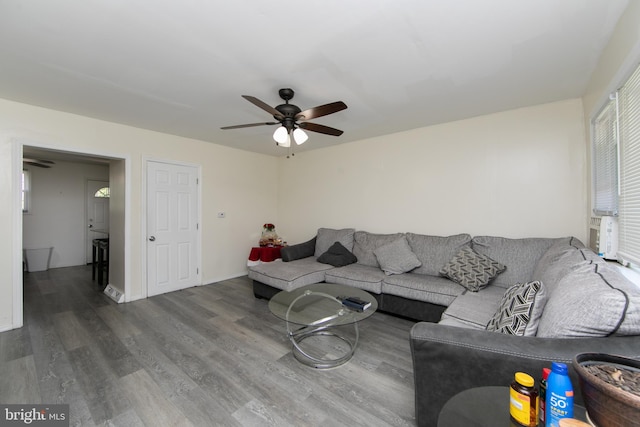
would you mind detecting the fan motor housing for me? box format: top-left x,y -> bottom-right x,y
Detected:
274,103 -> 301,119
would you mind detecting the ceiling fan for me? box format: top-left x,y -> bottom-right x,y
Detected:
221,88 -> 347,148
23,158 -> 55,168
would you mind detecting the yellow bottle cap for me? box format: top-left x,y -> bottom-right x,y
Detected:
515,372 -> 535,387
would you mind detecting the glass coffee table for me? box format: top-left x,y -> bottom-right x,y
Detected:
437,386 -> 588,426
269,283 -> 378,369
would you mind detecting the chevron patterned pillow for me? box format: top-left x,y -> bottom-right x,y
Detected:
486,281 -> 547,336
439,247 -> 506,291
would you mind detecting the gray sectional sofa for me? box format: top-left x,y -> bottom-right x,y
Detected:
249,228 -> 475,322
247,227 -> 640,426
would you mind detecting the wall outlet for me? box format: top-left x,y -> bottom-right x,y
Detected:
217,212 -> 225,218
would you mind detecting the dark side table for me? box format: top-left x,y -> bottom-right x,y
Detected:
437,386 -> 588,427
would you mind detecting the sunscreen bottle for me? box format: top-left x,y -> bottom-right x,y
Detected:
545,362 -> 574,427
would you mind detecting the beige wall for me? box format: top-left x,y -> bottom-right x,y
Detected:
0,98 -> 279,331
583,1 -> 640,119
277,99 -> 588,244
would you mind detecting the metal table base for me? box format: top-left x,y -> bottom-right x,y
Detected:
285,290 -> 359,369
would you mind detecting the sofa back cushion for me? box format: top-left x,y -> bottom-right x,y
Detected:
537,262 -> 640,338
406,233 -> 472,276
352,231 -> 404,267
314,228 -> 355,257
471,236 -> 559,289
531,237 -> 601,295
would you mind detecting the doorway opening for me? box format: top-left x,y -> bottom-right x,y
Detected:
14,142 -> 129,329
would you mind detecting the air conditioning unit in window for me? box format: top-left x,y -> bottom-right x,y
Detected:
589,216 -> 619,260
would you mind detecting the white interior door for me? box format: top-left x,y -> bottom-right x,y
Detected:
86,180 -> 110,263
146,161 -> 199,297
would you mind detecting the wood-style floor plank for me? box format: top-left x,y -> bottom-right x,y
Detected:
0,265 -> 417,426
0,355 -> 41,404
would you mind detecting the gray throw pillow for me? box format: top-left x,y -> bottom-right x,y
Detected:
440,247 -> 506,291
317,242 -> 358,267
485,281 -> 547,336
373,236 -> 422,275
314,228 -> 355,257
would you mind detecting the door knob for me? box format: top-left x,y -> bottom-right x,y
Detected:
149,236 -> 156,241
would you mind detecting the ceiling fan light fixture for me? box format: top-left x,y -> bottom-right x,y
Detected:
280,134 -> 291,147
273,126 -> 289,144
293,128 -> 308,145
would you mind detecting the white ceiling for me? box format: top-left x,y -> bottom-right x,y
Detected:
0,0 -> 630,157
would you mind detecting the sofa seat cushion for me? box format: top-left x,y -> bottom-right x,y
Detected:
382,274 -> 465,306
537,262 -> 640,338
406,233 -> 472,276
247,257 -> 333,292
324,264 -> 386,294
352,231 -> 405,268
438,317 -> 479,328
439,286 -> 505,329
471,236 -> 560,289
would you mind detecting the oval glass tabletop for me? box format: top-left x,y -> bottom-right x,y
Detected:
268,283 -> 378,327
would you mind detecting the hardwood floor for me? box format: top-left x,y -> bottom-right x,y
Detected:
0,266 -> 417,426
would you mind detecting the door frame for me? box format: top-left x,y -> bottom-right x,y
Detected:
11,138 -> 131,330
142,157 -> 202,299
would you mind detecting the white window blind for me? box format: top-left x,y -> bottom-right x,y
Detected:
592,97 -> 619,216
618,63 -> 640,266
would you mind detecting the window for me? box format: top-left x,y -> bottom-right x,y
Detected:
94,187 -> 110,198
593,62 -> 640,266
21,169 -> 30,213
618,63 -> 640,266
592,96 -> 619,216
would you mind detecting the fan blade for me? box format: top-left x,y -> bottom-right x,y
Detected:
242,95 -> 284,119
221,122 -> 278,130
23,161 -> 51,168
299,122 -> 344,136
295,101 -> 347,121
24,158 -> 54,164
